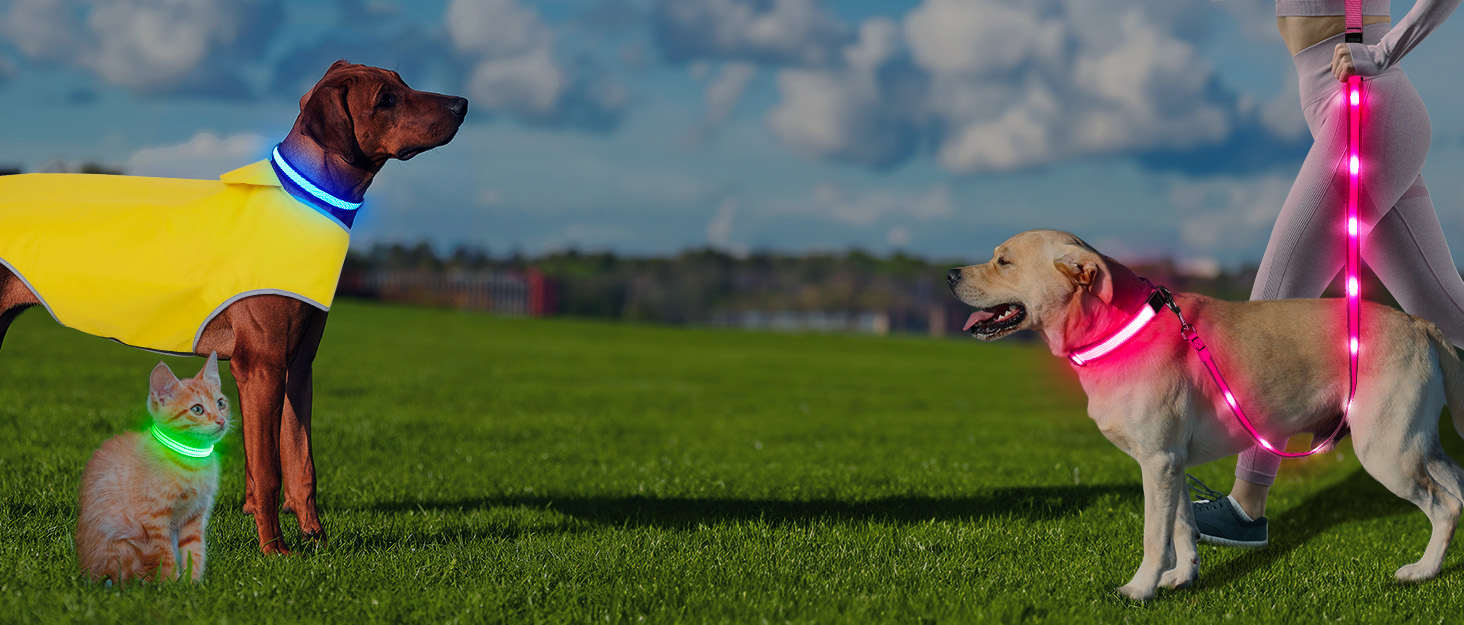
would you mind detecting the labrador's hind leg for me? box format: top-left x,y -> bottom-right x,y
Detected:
1356,433 -> 1461,583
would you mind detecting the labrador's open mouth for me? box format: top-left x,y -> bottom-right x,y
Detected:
964,302 -> 1027,338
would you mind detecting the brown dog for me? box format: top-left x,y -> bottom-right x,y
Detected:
0,60 -> 467,554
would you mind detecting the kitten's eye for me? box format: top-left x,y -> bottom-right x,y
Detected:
217,398 -> 227,410
190,404 -> 204,415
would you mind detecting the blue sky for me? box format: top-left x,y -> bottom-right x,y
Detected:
3,0 -> 1464,273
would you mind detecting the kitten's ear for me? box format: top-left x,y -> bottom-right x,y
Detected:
150,362 -> 180,399
201,352 -> 221,386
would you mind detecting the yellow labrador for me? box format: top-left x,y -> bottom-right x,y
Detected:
948,229 -> 1464,601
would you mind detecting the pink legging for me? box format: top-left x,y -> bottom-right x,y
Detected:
1237,24 -> 1464,486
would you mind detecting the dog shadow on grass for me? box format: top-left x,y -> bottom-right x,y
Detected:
365,483 -> 1141,529
1199,466 -> 1417,590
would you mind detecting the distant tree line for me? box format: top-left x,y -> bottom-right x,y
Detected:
341,242 -> 1326,334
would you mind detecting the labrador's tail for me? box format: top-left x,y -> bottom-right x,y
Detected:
1422,319 -> 1464,438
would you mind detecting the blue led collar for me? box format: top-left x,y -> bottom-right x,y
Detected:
271,146 -> 362,211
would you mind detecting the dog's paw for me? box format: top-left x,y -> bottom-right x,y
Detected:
1116,583 -> 1156,602
302,528 -> 328,549
259,540 -> 293,556
1395,562 -> 1440,583
1158,567 -> 1196,590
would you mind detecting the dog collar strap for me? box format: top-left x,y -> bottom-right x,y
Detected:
271,146 -> 362,211
150,424 -> 214,458
1068,289 -> 1164,366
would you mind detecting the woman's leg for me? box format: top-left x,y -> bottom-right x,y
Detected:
1362,176 -> 1464,349
1229,112 -> 1351,516
1230,69 -> 1433,516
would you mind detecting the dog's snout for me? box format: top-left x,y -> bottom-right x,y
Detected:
947,268 -> 963,287
447,97 -> 468,118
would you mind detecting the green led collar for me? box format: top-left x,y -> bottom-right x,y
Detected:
150,424 -> 214,458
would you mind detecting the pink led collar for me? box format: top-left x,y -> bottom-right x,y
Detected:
1067,290 -> 1164,365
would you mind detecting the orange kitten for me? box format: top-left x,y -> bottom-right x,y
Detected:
75,353 -> 230,584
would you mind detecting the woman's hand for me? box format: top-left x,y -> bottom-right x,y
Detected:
1332,43 -> 1356,81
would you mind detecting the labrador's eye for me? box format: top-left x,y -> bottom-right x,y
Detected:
190,404 -> 205,415
997,257 -> 1011,267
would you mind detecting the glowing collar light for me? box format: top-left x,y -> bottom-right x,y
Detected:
271,146 -> 362,211
151,424 -> 214,458
1068,289 -> 1164,366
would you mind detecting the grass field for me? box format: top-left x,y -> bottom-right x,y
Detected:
4,299 -> 1464,623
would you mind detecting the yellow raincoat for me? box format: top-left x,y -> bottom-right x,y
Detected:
0,160 -> 349,354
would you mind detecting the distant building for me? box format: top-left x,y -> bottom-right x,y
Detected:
338,267 -> 556,317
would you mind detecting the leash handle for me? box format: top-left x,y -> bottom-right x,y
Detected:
1345,0 -> 1364,42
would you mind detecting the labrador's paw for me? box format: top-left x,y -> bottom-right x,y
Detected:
1395,562 -> 1440,583
1116,582 -> 1156,602
1159,566 -> 1196,589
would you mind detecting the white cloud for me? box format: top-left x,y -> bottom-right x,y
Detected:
762,0 -> 1256,174
1,0 -> 76,61
766,18 -> 921,168
1,0 -> 279,94
887,226 -> 911,247
767,181 -> 955,226
446,0 -> 624,126
1168,173 -> 1293,257
653,0 -> 849,66
126,132 -> 268,179
447,0 -> 551,59
702,62 -> 757,128
706,197 -> 748,256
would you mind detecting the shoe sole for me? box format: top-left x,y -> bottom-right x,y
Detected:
1197,533 -> 1267,548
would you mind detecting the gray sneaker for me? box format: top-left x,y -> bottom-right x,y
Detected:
1187,475 -> 1268,548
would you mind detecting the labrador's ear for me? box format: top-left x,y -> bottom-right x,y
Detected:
298,79 -> 368,165
1054,248 -> 1114,303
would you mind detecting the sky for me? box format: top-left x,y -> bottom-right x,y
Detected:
3,0 -> 1464,273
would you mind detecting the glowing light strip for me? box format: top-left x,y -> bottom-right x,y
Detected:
150,424 -> 214,458
271,146 -> 362,211
1347,76 -> 1362,405
1201,77 -> 1364,457
1068,291 -> 1161,366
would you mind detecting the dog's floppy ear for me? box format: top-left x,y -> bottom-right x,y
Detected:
299,79 -> 368,166
1054,248 -> 1114,303
299,60 -> 354,110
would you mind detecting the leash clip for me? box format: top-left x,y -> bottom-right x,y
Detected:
1156,285 -> 1202,347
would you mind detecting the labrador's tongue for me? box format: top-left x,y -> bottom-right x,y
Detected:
964,309 -> 997,331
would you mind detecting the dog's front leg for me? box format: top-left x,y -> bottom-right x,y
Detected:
1117,452 -> 1182,602
1158,477 -> 1199,589
234,345 -> 291,555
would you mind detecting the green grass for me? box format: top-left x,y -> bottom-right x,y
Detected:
3,299 -> 1464,623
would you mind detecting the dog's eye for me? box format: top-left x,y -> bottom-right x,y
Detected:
997,257 -> 1011,267
377,92 -> 397,109
190,404 -> 204,415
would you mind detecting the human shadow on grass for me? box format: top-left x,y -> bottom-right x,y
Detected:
1199,466 -> 1419,590
362,483 -> 1142,529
